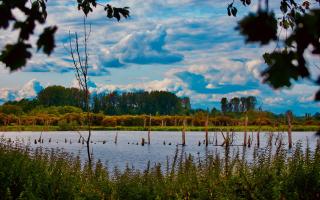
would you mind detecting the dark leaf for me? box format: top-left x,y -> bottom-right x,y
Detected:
0,5 -> 15,29
0,42 -> 32,71
315,90 -> 320,101
227,7 -> 231,16
105,5 -> 130,21
77,0 -> 96,16
237,11 -> 278,45
105,4 -> 113,18
14,19 -> 36,40
113,9 -> 120,21
37,26 -> 58,55
118,7 -> 130,18
262,51 -> 300,89
231,7 -> 238,17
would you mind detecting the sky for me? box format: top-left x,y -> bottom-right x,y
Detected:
0,0 -> 319,115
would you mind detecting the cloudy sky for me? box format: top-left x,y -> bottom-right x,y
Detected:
0,0 -> 319,115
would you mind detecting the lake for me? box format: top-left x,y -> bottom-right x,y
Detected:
0,131 -> 319,171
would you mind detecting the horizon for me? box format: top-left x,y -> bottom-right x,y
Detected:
0,1 -> 319,116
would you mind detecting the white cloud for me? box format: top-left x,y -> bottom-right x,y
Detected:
0,79 -> 43,103
100,25 -> 183,66
263,97 -> 284,105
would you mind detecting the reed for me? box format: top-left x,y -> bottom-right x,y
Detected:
0,138 -> 319,199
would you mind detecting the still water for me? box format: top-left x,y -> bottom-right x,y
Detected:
1,131 -> 318,170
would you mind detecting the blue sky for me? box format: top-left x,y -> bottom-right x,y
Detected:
0,0 -> 319,115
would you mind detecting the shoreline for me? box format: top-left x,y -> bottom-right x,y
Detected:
0,125 -> 318,132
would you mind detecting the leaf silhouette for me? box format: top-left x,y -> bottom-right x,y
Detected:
0,4 -> 15,29
105,5 -> 130,21
237,11 -> 278,45
37,26 -> 58,55
262,51 -> 300,89
0,42 -> 32,71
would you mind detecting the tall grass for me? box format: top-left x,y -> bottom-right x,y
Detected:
0,140 -> 319,199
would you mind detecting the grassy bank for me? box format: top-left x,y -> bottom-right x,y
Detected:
0,141 -> 320,199
0,125 -> 319,132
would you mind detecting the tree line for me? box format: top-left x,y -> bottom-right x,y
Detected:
220,96 -> 257,114
2,86 -> 191,115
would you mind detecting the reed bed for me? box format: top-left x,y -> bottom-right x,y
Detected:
0,139 -> 319,199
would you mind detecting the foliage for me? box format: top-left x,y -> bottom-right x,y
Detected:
237,11 -> 278,45
37,86 -> 85,109
230,0 -> 320,100
0,141 -> 319,199
0,0 -> 129,71
92,91 -> 189,116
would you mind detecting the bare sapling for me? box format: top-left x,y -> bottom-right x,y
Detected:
66,17 -> 93,163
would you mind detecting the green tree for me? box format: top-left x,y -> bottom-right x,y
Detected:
221,97 -> 228,114
230,97 -> 240,112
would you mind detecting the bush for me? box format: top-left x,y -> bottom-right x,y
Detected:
58,120 -> 78,131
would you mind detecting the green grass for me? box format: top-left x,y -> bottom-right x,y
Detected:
0,125 -> 319,132
0,140 -> 320,199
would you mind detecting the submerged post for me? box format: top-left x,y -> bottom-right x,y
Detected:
244,113 -> 248,146
205,113 -> 209,147
286,111 -> 293,149
148,114 -> 151,144
182,118 -> 186,146
257,107 -> 262,148
114,132 -> 118,144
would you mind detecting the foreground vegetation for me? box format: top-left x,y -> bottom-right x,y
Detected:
1,140 -> 320,199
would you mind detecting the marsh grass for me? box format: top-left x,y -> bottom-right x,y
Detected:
0,139 -> 320,199
1,125 -> 319,132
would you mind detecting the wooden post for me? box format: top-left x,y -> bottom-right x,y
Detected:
286,111 -> 292,149
244,113 -> 248,146
205,113 -> 209,147
257,108 -> 261,148
114,132 -> 118,144
182,119 -> 186,146
148,114 -> 151,144
141,138 -> 145,146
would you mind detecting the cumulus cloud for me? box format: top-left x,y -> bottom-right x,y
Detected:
101,25 -> 183,66
0,79 -> 43,103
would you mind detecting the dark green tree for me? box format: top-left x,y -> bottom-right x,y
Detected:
221,97 -> 228,114
230,97 -> 240,112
